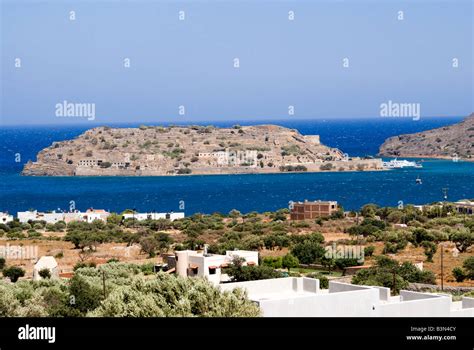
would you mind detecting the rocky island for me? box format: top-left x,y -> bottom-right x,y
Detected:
22,124 -> 384,176
379,113 -> 474,160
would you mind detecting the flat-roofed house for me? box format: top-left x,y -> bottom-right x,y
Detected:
290,200 -> 338,220
122,212 -> 185,221
220,278 -> 474,317
174,249 -> 259,285
63,211 -> 85,223
455,201 -> 474,215
17,210 -> 64,224
85,209 -> 110,223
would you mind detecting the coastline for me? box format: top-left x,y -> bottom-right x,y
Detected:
379,154 -> 474,162
19,168 -> 393,178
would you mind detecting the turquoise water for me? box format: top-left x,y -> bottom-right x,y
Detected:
1,118 -> 473,214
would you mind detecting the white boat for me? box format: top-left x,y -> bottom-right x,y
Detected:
382,158 -> 423,169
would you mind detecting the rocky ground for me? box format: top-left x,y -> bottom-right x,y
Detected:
22,124 -> 384,176
379,113 -> 474,160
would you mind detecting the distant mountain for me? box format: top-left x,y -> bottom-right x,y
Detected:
379,113 -> 474,160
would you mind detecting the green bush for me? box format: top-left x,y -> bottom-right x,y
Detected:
282,253 -> 299,271
3,266 -> 25,283
421,241 -> 437,262
364,245 -> 375,257
0,263 -> 261,317
73,262 -> 97,271
452,267 -> 466,282
291,240 -> 325,265
306,273 -> 329,289
262,256 -> 283,269
38,268 -> 51,279
450,229 -> 473,253
176,168 -> 192,174
334,258 -> 362,269
225,257 -> 281,282
463,256 -> 474,279
352,256 -> 435,294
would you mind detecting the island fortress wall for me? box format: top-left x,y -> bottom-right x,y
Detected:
303,135 -> 320,144
22,125 -> 385,176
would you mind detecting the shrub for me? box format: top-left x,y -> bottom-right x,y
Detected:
176,168 -> 192,175
330,208 -> 344,219
282,254 -> 299,271
411,228 -> 435,246
306,273 -> 329,289
364,246 -> 375,257
100,162 -> 112,168
225,257 -> 281,282
0,258 -> 5,270
262,256 -> 283,269
452,267 -> 466,282
352,256 -> 435,294
319,163 -> 333,171
335,258 -> 362,269
139,236 -> 159,257
27,230 -> 42,238
3,266 -> 25,283
360,204 -> 379,218
421,241 -> 437,262
450,229 -> 473,253
291,241 -> 325,265
39,268 -> 51,279
69,274 -> 103,313
73,262 -> 96,271
463,256 -> 474,279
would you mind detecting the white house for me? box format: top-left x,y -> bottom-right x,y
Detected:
33,256 -> 59,281
42,212 -> 65,224
174,249 -> 259,285
63,211 -> 85,223
17,210 -> 39,223
18,209 -> 110,224
0,212 -> 14,224
85,209 -> 110,223
17,210 -> 64,224
220,278 -> 474,317
122,212 -> 185,221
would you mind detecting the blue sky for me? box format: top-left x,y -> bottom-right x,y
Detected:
1,0 -> 473,125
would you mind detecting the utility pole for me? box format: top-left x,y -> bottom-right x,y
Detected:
440,244 -> 444,291
102,270 -> 106,299
393,269 -> 396,293
132,208 -> 136,228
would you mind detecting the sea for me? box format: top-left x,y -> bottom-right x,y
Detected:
1,117 -> 473,215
